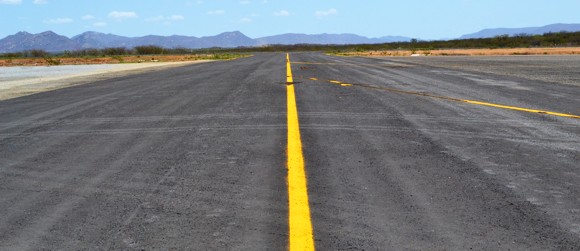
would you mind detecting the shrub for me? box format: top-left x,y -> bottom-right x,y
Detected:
28,49 -> 49,58
0,52 -> 23,58
134,45 -> 164,55
102,47 -> 129,56
43,56 -> 61,65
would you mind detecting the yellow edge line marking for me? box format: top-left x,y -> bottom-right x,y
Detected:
286,53 -> 315,251
303,76 -> 580,119
293,61 -> 362,66
328,80 -> 353,87
293,61 -> 344,65
461,100 -> 580,119
292,61 -> 405,68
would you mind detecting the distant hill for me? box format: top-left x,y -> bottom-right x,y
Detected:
1,31 -> 81,52
4,23 -> 578,53
70,31 -> 256,49
460,23 -> 580,39
0,31 -> 410,53
256,33 -> 410,45
72,32 -> 131,49
197,31 -> 257,48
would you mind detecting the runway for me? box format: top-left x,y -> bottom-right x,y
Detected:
0,52 -> 578,250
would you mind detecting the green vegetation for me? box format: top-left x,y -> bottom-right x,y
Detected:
42,56 -> 61,65
2,31 -> 579,59
224,31 -> 580,53
208,53 -> 247,60
134,45 -> 165,55
0,45 -> 249,62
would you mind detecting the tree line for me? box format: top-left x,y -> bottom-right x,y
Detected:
225,31 -> 580,53
0,45 -> 194,58
2,31 -> 580,58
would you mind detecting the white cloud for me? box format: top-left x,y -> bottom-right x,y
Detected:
273,10 -> 290,17
44,17 -> 73,24
33,0 -> 47,4
240,17 -> 252,23
207,10 -> 225,15
146,15 -> 185,22
93,22 -> 107,27
0,0 -> 21,4
315,8 -> 338,18
81,15 -> 95,20
108,11 -> 138,20
167,15 -> 184,21
146,16 -> 165,22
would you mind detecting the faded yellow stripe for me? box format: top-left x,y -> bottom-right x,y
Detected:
286,53 -> 315,251
462,100 -> 580,119
305,76 -> 579,119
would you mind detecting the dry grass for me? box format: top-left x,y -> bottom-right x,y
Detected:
336,47 -> 580,57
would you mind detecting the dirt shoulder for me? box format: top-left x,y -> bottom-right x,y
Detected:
0,60 -> 212,101
333,47 -> 580,57
0,54 -> 214,67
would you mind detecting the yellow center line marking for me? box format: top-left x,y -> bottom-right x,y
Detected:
301,76 -> 580,119
286,53 -> 315,251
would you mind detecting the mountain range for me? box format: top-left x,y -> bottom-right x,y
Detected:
460,23 -> 580,39
1,23 -> 579,53
0,31 -> 411,53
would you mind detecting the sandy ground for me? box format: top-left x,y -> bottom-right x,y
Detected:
337,47 -> 580,57
0,55 -> 214,67
0,61 -> 211,101
373,55 -> 580,87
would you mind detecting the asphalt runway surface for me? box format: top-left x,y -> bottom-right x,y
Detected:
0,53 -> 579,250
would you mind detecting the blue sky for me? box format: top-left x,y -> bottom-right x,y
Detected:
1,0 -> 579,39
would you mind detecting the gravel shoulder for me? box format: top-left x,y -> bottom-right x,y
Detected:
0,61 -> 212,100
371,55 -> 580,87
